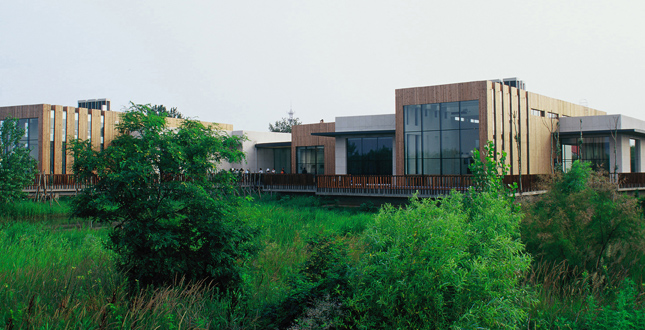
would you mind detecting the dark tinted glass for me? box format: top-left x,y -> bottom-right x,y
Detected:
460,100 -> 479,130
422,131 -> 440,158
442,158 -> 460,175
441,102 -> 460,130
421,103 -> 440,131
423,158 -> 441,175
441,130 -> 460,158
404,105 -> 422,132
460,129 -> 479,159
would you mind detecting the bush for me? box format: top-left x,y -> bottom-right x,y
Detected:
259,235 -> 352,329
346,191 -> 532,329
522,160 -> 645,278
70,104 -> 256,291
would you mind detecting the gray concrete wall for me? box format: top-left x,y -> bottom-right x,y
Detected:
336,114 -> 395,132
560,114 -> 645,133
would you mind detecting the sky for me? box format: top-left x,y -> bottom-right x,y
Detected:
1,0 -> 644,132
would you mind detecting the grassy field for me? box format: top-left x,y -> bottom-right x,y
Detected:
1,195 -> 644,329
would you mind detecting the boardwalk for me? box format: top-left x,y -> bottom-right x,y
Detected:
23,173 -> 645,198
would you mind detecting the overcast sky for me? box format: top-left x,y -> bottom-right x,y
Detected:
1,0 -> 643,131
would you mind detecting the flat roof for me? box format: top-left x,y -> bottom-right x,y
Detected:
255,141 -> 291,148
311,130 -> 395,137
559,129 -> 645,138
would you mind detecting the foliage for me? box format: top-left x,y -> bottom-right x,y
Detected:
259,235 -> 352,329
0,117 -> 37,204
532,277 -> 645,329
469,140 -> 517,196
346,147 -> 532,329
521,160 -> 645,277
69,103 -> 255,290
149,104 -> 184,119
269,116 -> 302,133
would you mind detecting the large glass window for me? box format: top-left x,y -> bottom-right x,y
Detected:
87,113 -> 92,142
346,137 -> 393,175
273,148 -> 291,173
14,118 -> 39,162
403,100 -> 479,175
561,137 -> 609,172
296,146 -> 324,175
100,114 -> 105,151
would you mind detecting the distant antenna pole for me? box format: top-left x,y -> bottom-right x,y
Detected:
288,102 -> 294,120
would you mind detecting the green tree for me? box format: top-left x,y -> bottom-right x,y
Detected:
347,145 -> 532,329
0,118 -> 37,203
69,104 -> 254,290
149,104 -> 184,119
269,116 -> 301,133
522,160 -> 645,276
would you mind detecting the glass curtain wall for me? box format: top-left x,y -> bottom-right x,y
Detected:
404,100 -> 479,175
273,148 -> 291,173
296,146 -> 324,174
347,137 -> 393,175
561,137 -> 609,172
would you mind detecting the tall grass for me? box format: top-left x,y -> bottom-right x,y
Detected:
0,199 -> 72,223
0,195 -> 376,329
238,195 -> 372,310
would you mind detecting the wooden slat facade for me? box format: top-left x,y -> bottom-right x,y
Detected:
1,104 -> 234,174
395,81 -> 607,176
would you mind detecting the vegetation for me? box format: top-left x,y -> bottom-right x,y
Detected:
4,133 -> 645,328
68,103 -> 253,290
149,104 -> 184,119
269,116 -> 302,133
522,160 -> 645,278
0,117 -> 37,204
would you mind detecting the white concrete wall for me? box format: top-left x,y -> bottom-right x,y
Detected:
335,137 -> 347,174
218,130 -> 291,172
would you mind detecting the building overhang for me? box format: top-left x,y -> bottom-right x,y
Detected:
255,142 -> 291,148
558,129 -> 645,138
311,130 -> 395,137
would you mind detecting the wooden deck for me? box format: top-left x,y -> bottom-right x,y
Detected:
22,173 -> 645,198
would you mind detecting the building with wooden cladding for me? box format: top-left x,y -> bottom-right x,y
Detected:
0,104 -> 233,174
292,79 -> 645,176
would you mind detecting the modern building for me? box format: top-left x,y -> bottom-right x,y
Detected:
4,79 -> 645,178
291,79 -> 645,176
0,104 -> 233,174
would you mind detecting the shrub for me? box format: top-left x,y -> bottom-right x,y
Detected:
259,235 -> 352,329
522,160 -> 645,278
69,104 -> 256,291
346,144 -> 532,329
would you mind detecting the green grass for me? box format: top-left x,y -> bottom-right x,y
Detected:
3,194 -> 645,329
0,198 -> 73,223
0,195 -> 375,329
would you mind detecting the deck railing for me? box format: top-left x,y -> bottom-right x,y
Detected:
22,172 -> 645,196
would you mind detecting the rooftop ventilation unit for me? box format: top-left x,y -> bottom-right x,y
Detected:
78,98 -> 111,111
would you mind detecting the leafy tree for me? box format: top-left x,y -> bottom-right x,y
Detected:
150,104 -> 184,119
0,118 -> 37,203
69,104 -> 255,290
347,146 -> 532,329
522,160 -> 645,277
269,116 -> 301,133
